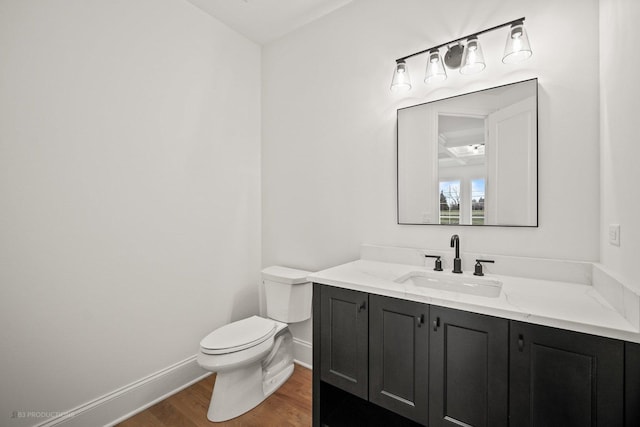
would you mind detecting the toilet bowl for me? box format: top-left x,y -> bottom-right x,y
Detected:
197,316 -> 294,422
197,266 -> 312,422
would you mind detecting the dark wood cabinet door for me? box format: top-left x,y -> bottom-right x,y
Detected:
510,321 -> 624,427
319,285 -> 369,399
626,342 -> 640,427
369,295 -> 429,425
428,306 -> 508,427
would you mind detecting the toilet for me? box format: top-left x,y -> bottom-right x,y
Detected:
197,266 -> 312,422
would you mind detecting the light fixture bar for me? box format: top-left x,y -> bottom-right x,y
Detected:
395,17 -> 525,63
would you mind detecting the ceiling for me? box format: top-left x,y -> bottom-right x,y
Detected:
438,116 -> 486,168
186,0 -> 354,44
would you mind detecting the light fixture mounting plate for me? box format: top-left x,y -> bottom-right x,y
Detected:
444,44 -> 464,69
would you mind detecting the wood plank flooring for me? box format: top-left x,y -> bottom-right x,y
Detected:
117,364 -> 311,427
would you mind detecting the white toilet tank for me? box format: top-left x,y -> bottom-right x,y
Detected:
261,266 -> 312,323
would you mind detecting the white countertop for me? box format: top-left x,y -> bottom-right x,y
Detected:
308,259 -> 640,343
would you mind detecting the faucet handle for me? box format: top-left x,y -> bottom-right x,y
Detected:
425,255 -> 443,271
474,259 -> 495,276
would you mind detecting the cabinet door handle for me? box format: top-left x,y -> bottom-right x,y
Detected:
358,301 -> 366,312
416,314 -> 424,327
518,334 -> 524,352
433,317 -> 440,331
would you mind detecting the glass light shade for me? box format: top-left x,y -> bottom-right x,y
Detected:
460,37 -> 486,75
424,50 -> 447,83
503,22 -> 532,63
390,61 -> 412,92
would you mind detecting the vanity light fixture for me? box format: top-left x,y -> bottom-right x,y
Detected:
460,36 -> 486,75
390,17 -> 532,92
390,60 -> 412,93
424,49 -> 447,83
503,20 -> 532,63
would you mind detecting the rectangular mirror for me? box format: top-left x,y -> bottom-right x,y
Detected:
397,78 -> 537,226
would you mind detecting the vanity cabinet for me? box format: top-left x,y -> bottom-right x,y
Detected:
509,321 -> 624,427
369,295 -> 429,425
429,306 -> 509,427
625,342 -> 640,427
318,285 -> 369,399
314,283 -> 632,427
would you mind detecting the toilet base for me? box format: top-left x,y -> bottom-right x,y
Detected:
263,360 -> 294,398
207,360 -> 260,422
207,361 -> 294,422
205,330 -> 295,422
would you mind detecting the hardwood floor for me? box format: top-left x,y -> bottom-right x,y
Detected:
117,364 -> 312,427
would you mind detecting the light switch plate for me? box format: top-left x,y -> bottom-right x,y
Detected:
609,224 -> 620,246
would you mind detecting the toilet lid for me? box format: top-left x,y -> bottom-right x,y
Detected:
200,316 -> 276,355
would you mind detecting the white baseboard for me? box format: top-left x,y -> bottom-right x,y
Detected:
292,337 -> 312,369
34,341 -> 312,427
36,355 -> 209,427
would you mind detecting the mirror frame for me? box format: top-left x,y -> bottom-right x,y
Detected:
396,78 -> 539,227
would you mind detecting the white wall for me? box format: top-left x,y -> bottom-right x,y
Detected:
262,0 -> 600,344
600,0 -> 640,293
0,1 -> 261,425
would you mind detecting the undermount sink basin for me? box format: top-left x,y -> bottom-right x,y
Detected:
395,270 -> 502,298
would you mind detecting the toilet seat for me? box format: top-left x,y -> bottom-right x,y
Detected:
200,316 -> 276,355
